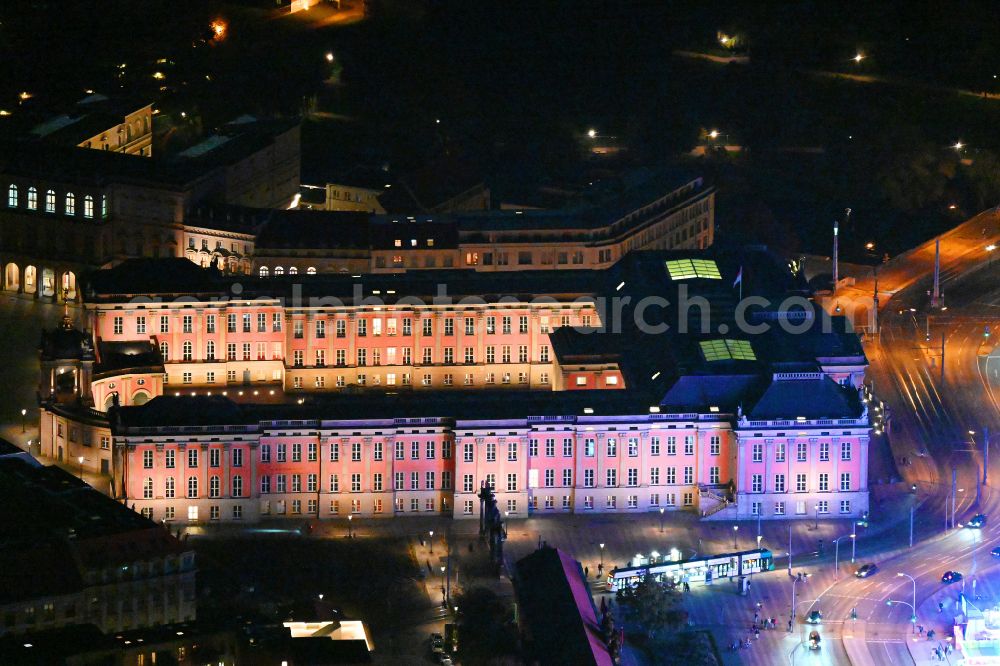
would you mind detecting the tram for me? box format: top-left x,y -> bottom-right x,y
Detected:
607,548 -> 774,591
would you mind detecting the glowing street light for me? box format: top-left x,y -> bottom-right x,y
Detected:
325,52 -> 334,62
77,456 -> 85,478
21,408 -> 27,433
733,524 -> 739,549
853,53 -> 864,63
587,128 -> 597,139
953,141 -> 965,150
599,542 -> 605,567
429,530 -> 434,554
986,244 -> 997,252
659,507 -> 665,533
708,129 -> 719,140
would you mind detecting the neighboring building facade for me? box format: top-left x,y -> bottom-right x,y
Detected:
0,116 -> 299,298
256,171 -> 715,276
0,457 -> 196,636
29,94 -> 154,157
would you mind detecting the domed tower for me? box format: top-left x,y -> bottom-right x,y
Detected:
38,308 -> 95,406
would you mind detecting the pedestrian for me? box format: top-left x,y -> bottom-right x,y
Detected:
753,611 -> 759,623
788,619 -> 793,632
754,627 -> 760,639
585,566 -> 589,579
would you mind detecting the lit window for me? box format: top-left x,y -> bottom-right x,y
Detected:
44,190 -> 55,212
6,184 -> 16,208
65,192 -> 75,215
26,187 -> 37,210
83,195 -> 94,218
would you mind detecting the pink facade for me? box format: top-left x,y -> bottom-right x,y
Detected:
90,301 -> 599,402
113,396 -> 867,525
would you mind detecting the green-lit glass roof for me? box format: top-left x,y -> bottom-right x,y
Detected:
699,339 -> 757,362
665,258 -> 722,280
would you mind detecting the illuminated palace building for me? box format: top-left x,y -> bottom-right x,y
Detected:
39,248 -> 871,524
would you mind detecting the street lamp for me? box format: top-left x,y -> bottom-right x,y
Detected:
587,128 -> 597,139
325,52 -> 334,62
896,573 -> 918,633
347,514 -> 353,538
851,524 -> 859,563
20,408 -> 27,433
440,566 -> 447,605
833,533 -> 856,579
853,53 -> 864,63
790,573 -> 811,631
659,507 -> 665,533
77,456 -> 84,478
599,542 -> 605,568
429,530 -> 434,554
733,524 -> 739,550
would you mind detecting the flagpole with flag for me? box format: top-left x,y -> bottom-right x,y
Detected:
733,265 -> 743,301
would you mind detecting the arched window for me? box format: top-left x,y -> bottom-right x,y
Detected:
159,341 -> 169,361
101,194 -> 109,218
206,340 -> 215,360
65,193 -> 76,215
274,266 -> 284,276
7,184 -> 17,208
288,266 -> 298,275
307,266 -> 317,275
26,187 -> 37,210
44,190 -> 55,213
187,476 -> 198,498
182,341 -> 192,361
83,195 -> 94,218
259,266 -> 269,277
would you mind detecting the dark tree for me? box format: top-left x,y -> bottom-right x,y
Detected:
454,586 -> 518,666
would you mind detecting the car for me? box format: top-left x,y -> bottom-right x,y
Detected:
991,547 -> 1000,557
968,514 -> 987,529
808,630 -> 821,650
438,656 -> 453,666
855,563 -> 879,578
942,571 -> 964,584
806,610 -> 823,624
430,633 -> 444,654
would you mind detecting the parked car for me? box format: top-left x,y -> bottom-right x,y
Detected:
806,610 -> 823,624
968,514 -> 987,529
808,630 -> 821,650
855,563 -> 879,578
438,656 -> 453,666
941,571 -> 964,584
431,633 -> 444,654
991,546 -> 1000,557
